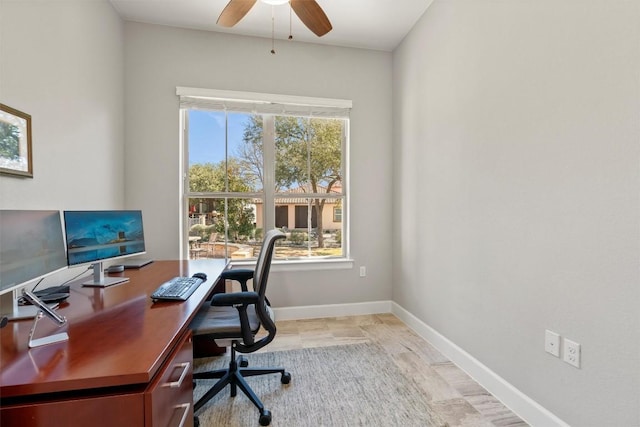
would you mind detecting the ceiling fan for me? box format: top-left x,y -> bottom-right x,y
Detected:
217,0 -> 332,37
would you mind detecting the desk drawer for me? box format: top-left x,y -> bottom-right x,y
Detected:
146,330 -> 194,427
1,392 -> 144,427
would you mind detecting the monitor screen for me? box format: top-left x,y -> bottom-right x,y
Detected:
0,210 -> 68,296
64,210 -> 146,267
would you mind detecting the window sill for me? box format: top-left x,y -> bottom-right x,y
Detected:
230,258 -> 354,272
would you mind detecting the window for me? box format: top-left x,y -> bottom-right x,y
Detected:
333,207 -> 342,223
178,88 -> 351,263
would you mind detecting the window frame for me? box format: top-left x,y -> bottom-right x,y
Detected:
178,87 -> 352,267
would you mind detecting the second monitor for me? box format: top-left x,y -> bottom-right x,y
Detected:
63,210 -> 146,287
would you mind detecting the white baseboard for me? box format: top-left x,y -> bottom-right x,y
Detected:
272,300 -> 392,321
391,302 -> 570,427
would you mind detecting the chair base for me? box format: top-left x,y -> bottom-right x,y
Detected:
194,350 -> 290,426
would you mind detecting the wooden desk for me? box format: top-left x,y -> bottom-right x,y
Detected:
0,259 -> 228,427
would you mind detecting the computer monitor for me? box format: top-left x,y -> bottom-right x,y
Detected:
63,210 -> 146,287
0,210 -> 68,319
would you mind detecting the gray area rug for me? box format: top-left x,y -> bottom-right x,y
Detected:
194,343 -> 447,426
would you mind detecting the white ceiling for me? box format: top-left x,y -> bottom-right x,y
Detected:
109,0 -> 434,51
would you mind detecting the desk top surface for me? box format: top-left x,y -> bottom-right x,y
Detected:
0,259 -> 228,399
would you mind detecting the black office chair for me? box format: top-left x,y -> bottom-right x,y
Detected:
190,229 -> 290,426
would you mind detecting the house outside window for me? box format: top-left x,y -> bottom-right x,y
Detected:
178,88 -> 351,263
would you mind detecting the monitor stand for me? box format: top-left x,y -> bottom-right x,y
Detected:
82,262 -> 129,287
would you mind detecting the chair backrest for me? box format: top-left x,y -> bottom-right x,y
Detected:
253,229 -> 284,297
236,229 -> 284,352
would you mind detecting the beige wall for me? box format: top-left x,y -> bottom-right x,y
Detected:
393,1 -> 640,425
0,1 -> 124,210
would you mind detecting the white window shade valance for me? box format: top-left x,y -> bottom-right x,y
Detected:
177,87 -> 351,119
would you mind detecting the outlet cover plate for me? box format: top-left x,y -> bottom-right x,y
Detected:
545,330 -> 560,357
563,338 -> 581,368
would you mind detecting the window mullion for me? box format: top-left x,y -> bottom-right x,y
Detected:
263,115 -> 276,229
224,111 -> 229,192
342,119 -> 349,258
181,109 -> 190,259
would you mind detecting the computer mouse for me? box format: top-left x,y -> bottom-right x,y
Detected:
192,272 -> 207,281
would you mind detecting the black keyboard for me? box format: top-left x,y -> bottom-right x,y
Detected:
151,276 -> 204,301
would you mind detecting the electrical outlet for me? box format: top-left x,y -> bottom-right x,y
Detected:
545,330 -> 560,357
359,266 -> 366,277
563,338 -> 581,368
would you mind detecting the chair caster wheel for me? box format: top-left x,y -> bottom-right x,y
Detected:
239,355 -> 249,367
259,409 -> 272,426
281,371 -> 291,384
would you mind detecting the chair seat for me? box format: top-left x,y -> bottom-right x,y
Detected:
191,304 -> 260,336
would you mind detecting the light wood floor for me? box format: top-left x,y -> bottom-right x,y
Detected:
258,313 -> 529,427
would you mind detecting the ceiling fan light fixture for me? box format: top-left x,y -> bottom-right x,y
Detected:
217,0 -> 332,39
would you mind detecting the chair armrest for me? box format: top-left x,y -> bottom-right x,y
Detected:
211,291 -> 259,307
211,291 -> 259,345
220,269 -> 254,292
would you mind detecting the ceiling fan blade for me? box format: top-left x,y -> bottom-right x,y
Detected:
217,0 -> 258,27
290,0 -> 332,37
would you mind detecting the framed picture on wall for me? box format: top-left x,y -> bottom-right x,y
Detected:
0,103 -> 33,178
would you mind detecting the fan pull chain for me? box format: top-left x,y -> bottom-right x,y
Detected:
270,6 -> 276,54
288,3 -> 293,40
